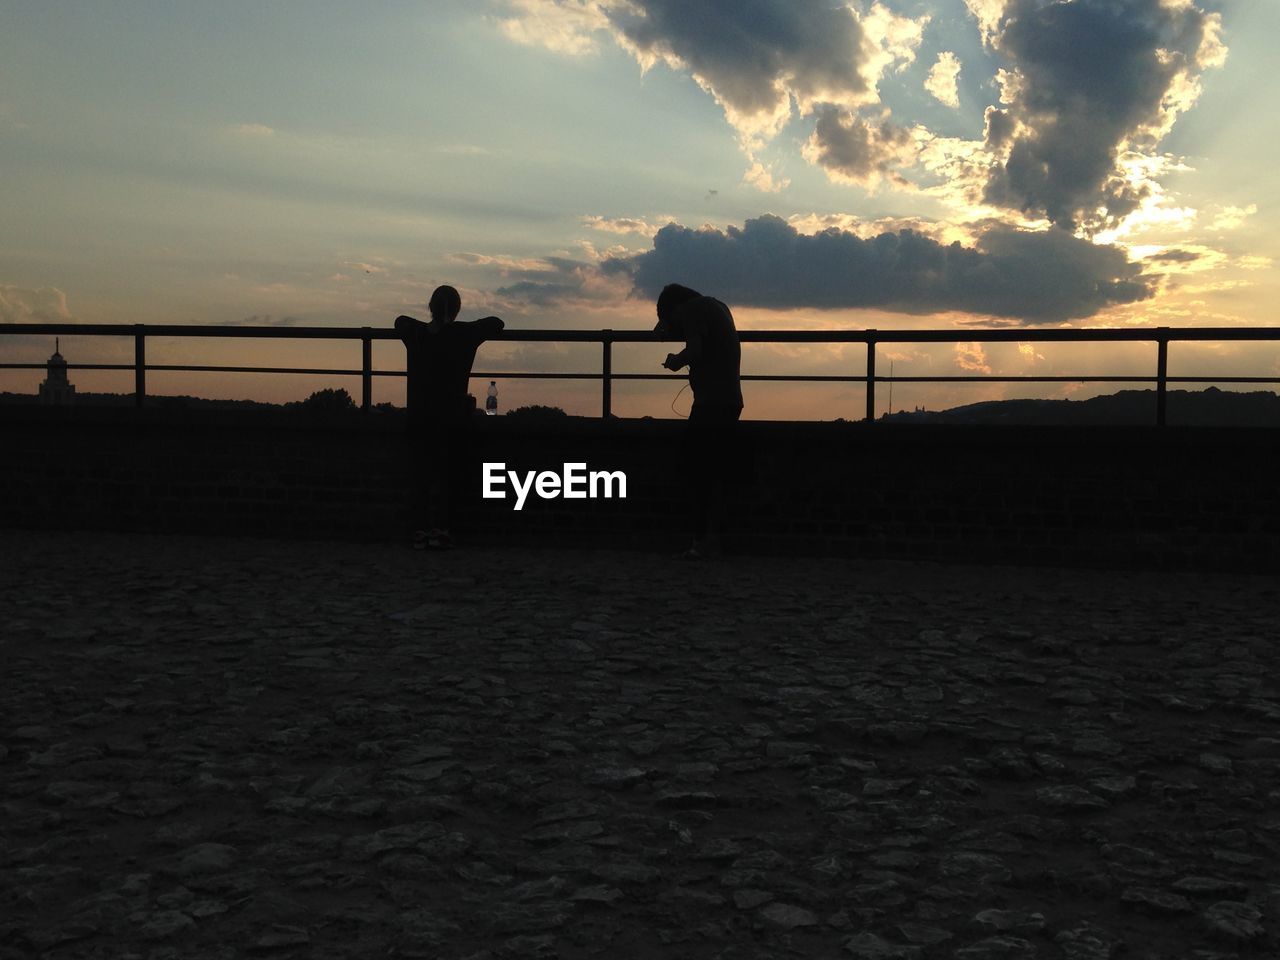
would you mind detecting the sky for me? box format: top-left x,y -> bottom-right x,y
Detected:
2,0 -> 1277,418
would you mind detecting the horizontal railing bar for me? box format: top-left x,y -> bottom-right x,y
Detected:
874,375 -> 1156,383
0,324 -> 396,340
617,374 -> 861,382
6,323 -> 1280,344
151,364 -> 366,376
0,325 -> 327,340
437,371 -> 598,380
2,363 -> 147,372
0,363 -> 366,376
735,329 -> 1280,344
1166,376 -> 1280,384
1,363 -> 130,370
5,362 -> 1280,386
5,322 -> 1277,428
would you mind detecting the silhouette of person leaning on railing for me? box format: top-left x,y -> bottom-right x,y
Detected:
396,285 -> 504,550
656,283 -> 743,559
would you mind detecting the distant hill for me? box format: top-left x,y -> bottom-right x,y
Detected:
882,387 -> 1280,427
0,391 -> 286,412
0,392 -> 562,419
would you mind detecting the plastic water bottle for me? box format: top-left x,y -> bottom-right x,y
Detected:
485,381 -> 498,416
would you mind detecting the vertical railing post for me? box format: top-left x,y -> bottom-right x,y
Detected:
134,325 -> 145,408
1156,328 -> 1169,427
361,327 -> 372,411
601,331 -> 613,419
865,332 -> 877,422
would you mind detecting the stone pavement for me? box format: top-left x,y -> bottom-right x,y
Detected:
2,530 -> 1279,960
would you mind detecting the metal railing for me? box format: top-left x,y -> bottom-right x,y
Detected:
3,322 -> 1280,425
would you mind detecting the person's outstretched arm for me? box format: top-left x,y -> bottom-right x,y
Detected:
395,314 -> 431,346
462,315 -> 504,348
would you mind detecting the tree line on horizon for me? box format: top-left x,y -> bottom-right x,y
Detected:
3,386 -> 1278,426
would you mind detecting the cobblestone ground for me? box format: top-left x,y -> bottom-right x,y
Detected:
2,530 -> 1279,960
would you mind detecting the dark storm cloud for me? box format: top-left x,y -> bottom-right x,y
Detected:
623,216 -> 1150,321
501,256 -> 595,297
493,255 -> 625,308
497,216 -> 1154,324
494,279 -> 589,308
983,107 -> 1014,149
603,0 -> 869,125
804,105 -> 914,185
983,0 -> 1222,231
499,0 -> 931,185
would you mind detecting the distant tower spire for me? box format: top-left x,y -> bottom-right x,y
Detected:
40,337 -> 75,404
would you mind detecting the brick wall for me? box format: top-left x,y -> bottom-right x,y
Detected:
3,406 -> 1277,570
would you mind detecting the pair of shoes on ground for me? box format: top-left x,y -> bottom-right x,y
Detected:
412,528 -> 454,550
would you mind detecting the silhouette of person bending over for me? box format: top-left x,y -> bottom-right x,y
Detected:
656,283 -> 743,559
396,285 -> 504,549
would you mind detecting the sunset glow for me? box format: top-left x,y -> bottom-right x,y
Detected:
2,0 -> 1275,417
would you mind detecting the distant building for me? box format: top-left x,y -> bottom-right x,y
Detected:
38,338 -> 76,405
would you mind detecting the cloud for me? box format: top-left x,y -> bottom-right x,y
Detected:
802,105 -> 916,188
983,106 -> 1014,149
452,252 -> 557,271
981,0 -> 1226,232
229,122 -> 276,137
954,342 -> 992,374
494,215 -> 1153,323
1145,249 -> 1201,264
599,0 -> 876,141
1131,242 -> 1227,276
786,212 -> 949,240
1086,152 -> 1198,244
915,133 -> 1012,224
485,253 -> 633,308
496,0 -> 1226,218
925,52 -> 962,108
494,0 -> 610,56
495,0 -> 873,137
1017,341 -> 1045,362
964,0 -> 1007,44
0,285 -> 76,324
740,156 -> 790,193
494,0 -> 928,187
581,215 -> 669,237
620,216 -> 1152,322
859,2 -> 931,93
1207,204 -> 1258,232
